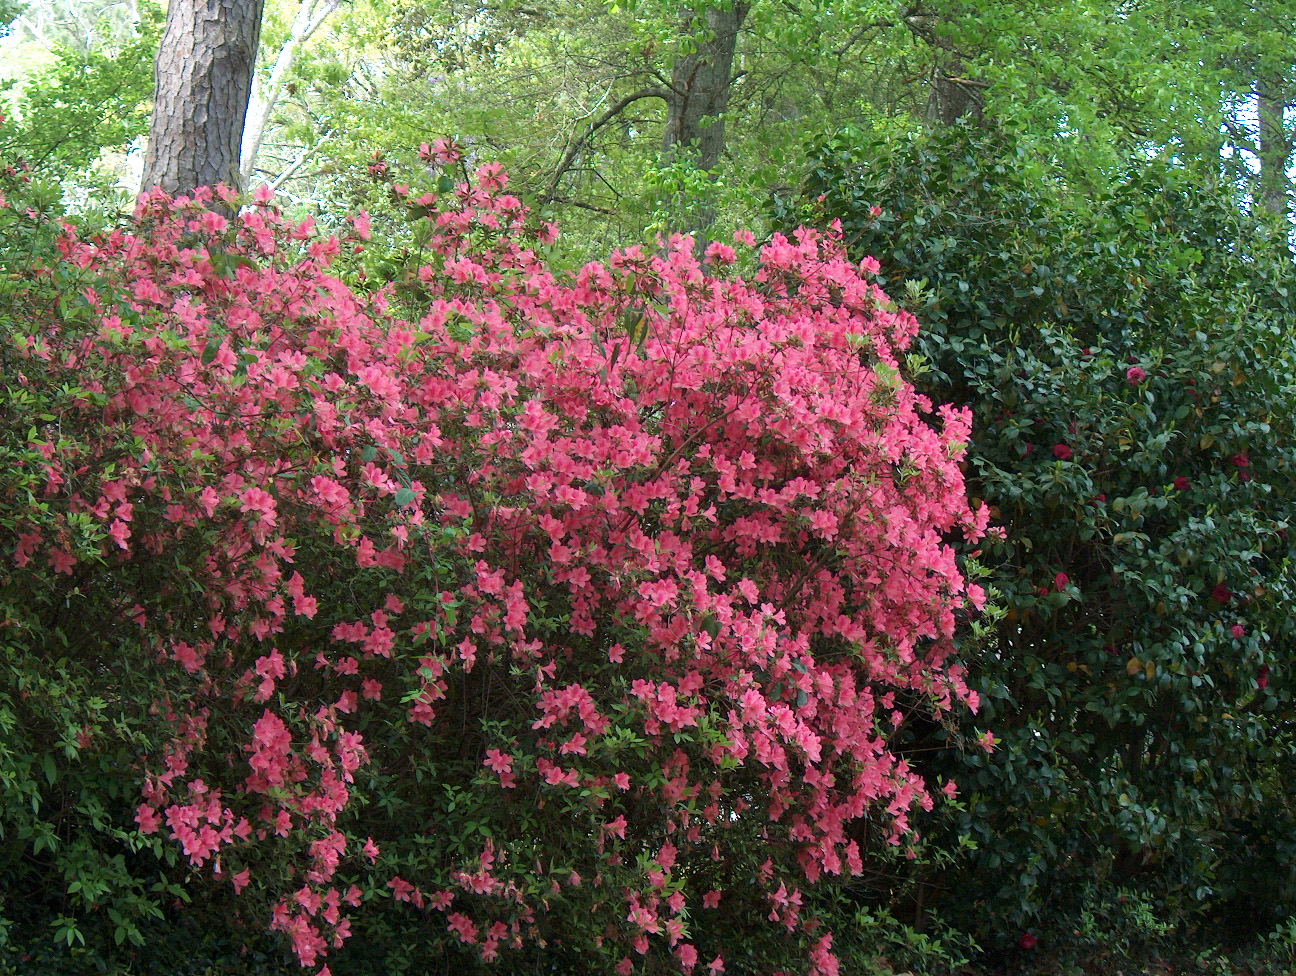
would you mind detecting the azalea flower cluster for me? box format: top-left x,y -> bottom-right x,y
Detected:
9,161 -> 986,973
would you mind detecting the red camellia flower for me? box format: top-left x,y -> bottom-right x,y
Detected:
1052,443 -> 1072,461
1232,452 -> 1250,467
1019,933 -> 1038,950
1258,665 -> 1270,690
1231,624 -> 1246,639
1211,583 -> 1232,603
1055,572 -> 1069,591
1174,476 -> 1190,491
1126,365 -> 1147,384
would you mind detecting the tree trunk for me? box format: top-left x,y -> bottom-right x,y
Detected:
904,7 -> 983,126
661,3 -> 749,235
1256,71 -> 1292,222
142,0 -> 266,197
925,53 -> 983,126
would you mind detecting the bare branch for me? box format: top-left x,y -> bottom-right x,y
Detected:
241,0 -> 342,186
543,195 -> 620,215
542,87 -> 667,204
268,132 -> 334,191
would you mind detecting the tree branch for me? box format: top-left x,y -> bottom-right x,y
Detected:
543,195 -> 620,215
542,87 -> 667,204
240,0 -> 341,186
268,131 -> 333,191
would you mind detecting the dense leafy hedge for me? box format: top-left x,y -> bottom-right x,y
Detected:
792,126 -> 1296,965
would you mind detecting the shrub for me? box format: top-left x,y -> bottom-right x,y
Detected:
793,125 -> 1296,960
2,151 -> 986,974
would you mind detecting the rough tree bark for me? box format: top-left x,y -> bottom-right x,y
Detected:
142,0 -> 266,196
660,3 -> 750,235
662,4 -> 750,172
924,53 -> 984,125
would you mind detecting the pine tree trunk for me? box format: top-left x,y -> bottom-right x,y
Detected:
142,0 -> 266,197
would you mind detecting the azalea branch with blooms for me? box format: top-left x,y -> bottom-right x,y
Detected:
5,148 -> 987,974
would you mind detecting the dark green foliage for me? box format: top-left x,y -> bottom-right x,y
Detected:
791,125 -> 1296,965
0,165 -> 150,972
0,161 -> 281,976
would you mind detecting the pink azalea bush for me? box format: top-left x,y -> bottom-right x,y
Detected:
6,159 -> 986,973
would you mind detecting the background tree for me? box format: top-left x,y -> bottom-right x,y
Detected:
239,0 -> 342,187
657,3 -> 749,233
0,0 -> 159,197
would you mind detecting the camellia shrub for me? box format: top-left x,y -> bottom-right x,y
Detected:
792,126 -> 1296,965
1,145 -> 987,974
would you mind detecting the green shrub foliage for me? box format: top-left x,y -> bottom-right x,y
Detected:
794,126 -> 1296,961
0,154 -> 294,976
